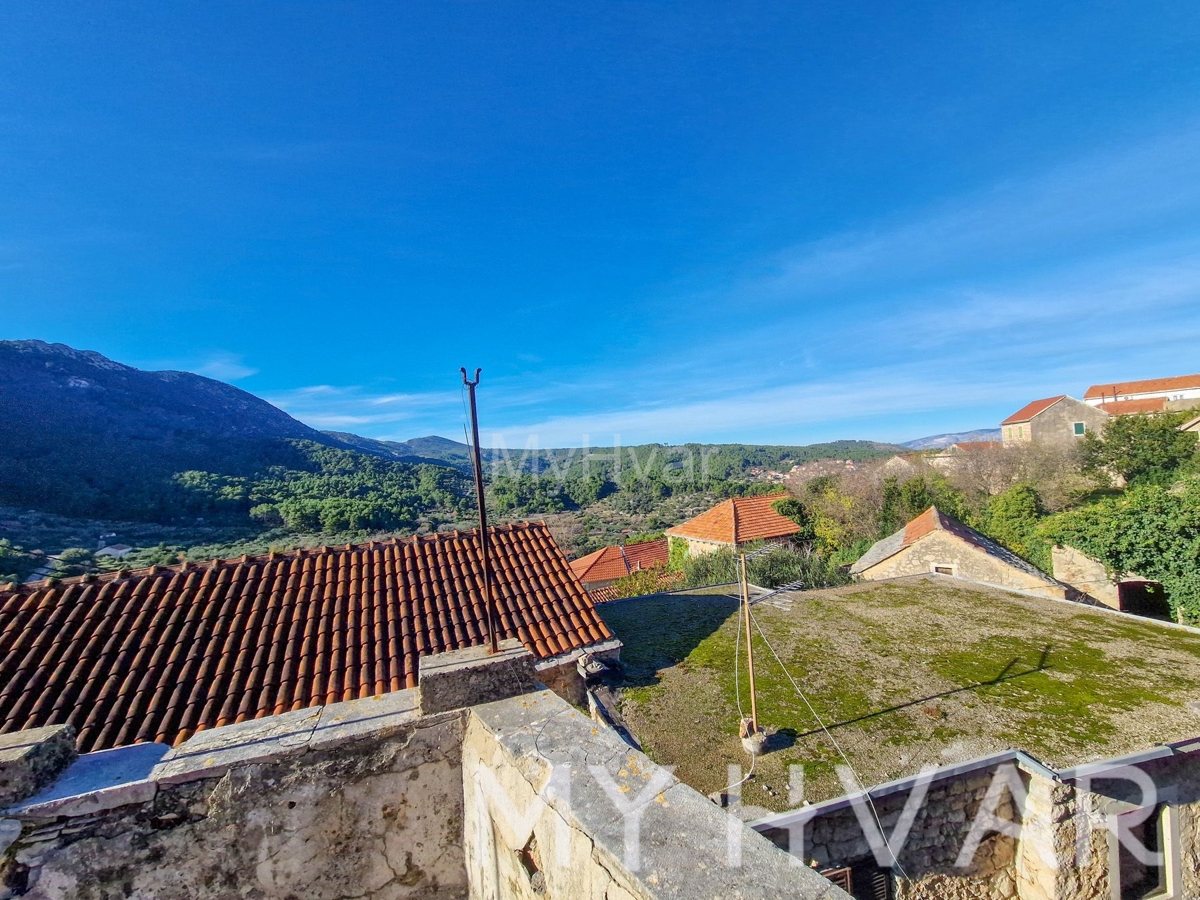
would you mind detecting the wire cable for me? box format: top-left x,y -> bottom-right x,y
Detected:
747,605 -> 913,884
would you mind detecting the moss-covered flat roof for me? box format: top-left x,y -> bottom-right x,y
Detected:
598,578 -> 1200,811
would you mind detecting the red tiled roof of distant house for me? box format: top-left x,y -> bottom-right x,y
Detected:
1084,374 -> 1200,401
1001,396 -> 1065,425
950,441 -> 1003,452
0,523 -> 612,754
1097,398 -> 1168,415
590,570 -> 686,603
665,494 -> 801,545
570,538 -> 668,584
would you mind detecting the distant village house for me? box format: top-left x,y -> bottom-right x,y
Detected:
1083,373 -> 1200,412
665,493 -> 801,556
850,506 -> 1077,602
569,537 -> 668,594
1000,395 -> 1107,448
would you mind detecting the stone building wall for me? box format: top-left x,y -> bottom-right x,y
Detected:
1027,400 -> 1107,451
462,689 -> 848,900
0,694 -> 469,900
860,532 -> 1066,600
779,766 -> 1019,900
1051,545 -> 1121,609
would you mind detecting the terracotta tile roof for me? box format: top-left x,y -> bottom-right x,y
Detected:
1084,374 -> 1200,401
0,523 -> 612,754
949,441 -> 1003,452
1000,396 -> 1065,425
851,506 -> 1059,587
590,570 -> 686,603
570,538 -> 669,584
665,494 -> 800,545
1097,397 -> 1168,415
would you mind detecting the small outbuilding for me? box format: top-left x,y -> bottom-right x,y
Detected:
665,493 -> 801,557
850,506 -> 1074,601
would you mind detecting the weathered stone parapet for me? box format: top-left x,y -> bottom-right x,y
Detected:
418,637 -> 536,715
462,688 -> 849,899
1,704 -> 469,900
0,726 -> 77,808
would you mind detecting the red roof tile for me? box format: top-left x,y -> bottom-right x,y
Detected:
665,494 -> 800,545
1097,397 -> 1168,415
949,441 -> 1003,452
570,539 -> 669,584
1084,374 -> 1200,401
0,523 -> 612,753
1000,396 -> 1065,425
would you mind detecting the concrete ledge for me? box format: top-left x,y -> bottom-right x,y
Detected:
5,743 -> 168,819
310,688 -> 421,751
418,637 -> 535,715
467,689 -> 849,899
150,706 -> 322,786
0,725 -> 77,807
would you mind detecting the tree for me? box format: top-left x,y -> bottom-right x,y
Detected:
983,484 -> 1050,572
1041,477 -> 1200,623
771,497 -> 815,543
1081,412 -> 1198,487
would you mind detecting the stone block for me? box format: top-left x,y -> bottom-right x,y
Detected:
150,706 -> 321,786
418,637 -> 535,715
6,743 -> 168,818
0,818 -> 20,857
0,725 -> 77,807
309,688 -> 420,751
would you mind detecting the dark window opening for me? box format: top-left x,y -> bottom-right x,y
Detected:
1117,806 -> 1167,900
934,566 -> 953,575
822,858 -> 894,900
1117,582 -> 1171,619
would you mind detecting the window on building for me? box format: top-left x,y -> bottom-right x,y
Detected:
933,565 -> 953,576
1115,805 -> 1170,900
1073,422 -> 1086,435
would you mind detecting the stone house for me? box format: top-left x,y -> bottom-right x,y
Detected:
850,506 -> 1076,601
1051,544 -> 1169,619
569,537 -> 668,594
1000,395 -> 1108,448
665,493 -> 801,557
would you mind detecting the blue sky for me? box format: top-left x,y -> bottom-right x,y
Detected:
4,2 -> 1200,448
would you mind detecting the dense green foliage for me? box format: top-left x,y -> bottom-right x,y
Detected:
676,543 -> 851,590
175,441 -> 473,533
1081,412 -> 1198,486
984,484 -> 1052,572
1041,478 -> 1200,623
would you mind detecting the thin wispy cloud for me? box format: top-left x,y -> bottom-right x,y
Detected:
755,122 -> 1200,298
265,384 -> 460,430
193,352 -> 259,382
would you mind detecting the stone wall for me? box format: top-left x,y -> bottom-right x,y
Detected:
1051,545 -> 1121,609
861,532 -> 1066,600
462,689 -> 849,900
0,691 -> 468,900
1027,399 -> 1107,451
773,765 -> 1019,900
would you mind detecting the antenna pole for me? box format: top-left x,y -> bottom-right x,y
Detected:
741,552 -> 758,733
461,367 -> 498,654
